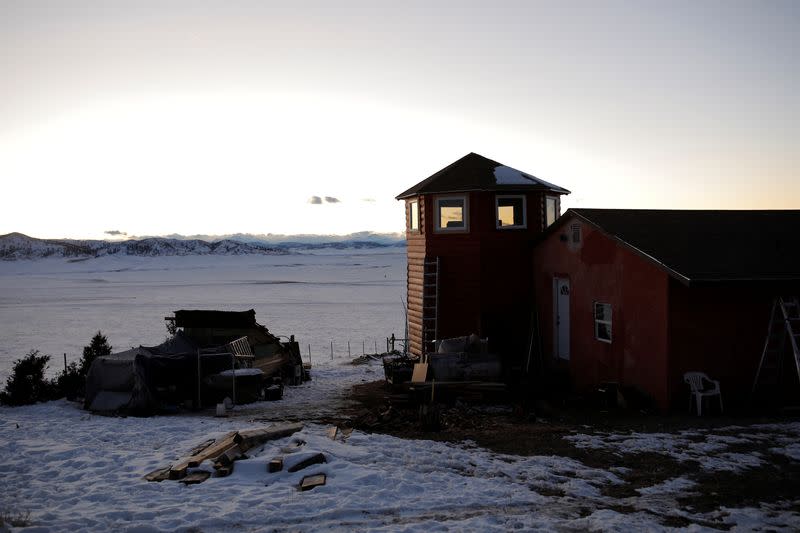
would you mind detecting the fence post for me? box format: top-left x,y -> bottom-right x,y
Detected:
196,349 -> 201,410
330,341 -> 334,360
348,341 -> 351,358
308,344 -> 311,365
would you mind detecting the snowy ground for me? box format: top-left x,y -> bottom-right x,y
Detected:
2,359 -> 799,532
2,252 -> 800,531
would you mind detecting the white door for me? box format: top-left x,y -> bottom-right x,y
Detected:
554,278 -> 570,359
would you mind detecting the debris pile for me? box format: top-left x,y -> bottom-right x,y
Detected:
144,422 -> 303,484
144,423 -> 349,492
351,347 -> 406,367
86,309 -> 309,415
350,353 -> 382,365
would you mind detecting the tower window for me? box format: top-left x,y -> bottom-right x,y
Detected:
496,195 -> 526,229
545,196 -> 560,227
435,196 -> 468,231
409,200 -> 419,231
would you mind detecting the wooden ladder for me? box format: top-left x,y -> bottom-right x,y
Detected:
421,257 -> 440,358
752,296 -> 800,400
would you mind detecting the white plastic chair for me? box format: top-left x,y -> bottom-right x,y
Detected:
683,372 -> 723,416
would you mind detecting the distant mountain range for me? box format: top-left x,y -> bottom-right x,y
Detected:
155,231 -> 404,246
0,232 -> 405,260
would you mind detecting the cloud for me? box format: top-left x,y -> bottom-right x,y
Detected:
308,196 -> 341,205
105,230 -> 127,236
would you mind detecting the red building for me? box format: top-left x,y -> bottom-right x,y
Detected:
396,153 -> 570,360
533,208 -> 800,410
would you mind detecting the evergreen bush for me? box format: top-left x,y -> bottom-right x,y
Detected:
0,350 -> 55,406
78,331 -> 112,376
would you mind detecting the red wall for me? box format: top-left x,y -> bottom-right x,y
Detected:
667,282 -> 774,409
405,190 -> 559,359
533,216 -> 672,409
533,215 -> 800,410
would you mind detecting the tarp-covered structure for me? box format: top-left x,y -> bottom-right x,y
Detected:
86,309 -> 307,414
84,334 -> 235,415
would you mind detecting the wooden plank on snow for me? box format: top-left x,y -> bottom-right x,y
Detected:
213,463 -> 234,478
187,431 -> 238,466
187,438 -> 216,457
268,457 -> 284,473
287,452 -> 327,473
170,431 -> 238,478
180,470 -> 211,485
235,422 -> 304,448
299,473 -> 327,491
326,426 -> 338,440
143,466 -> 172,482
213,444 -> 245,466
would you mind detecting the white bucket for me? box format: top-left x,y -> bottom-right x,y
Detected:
215,403 -> 227,417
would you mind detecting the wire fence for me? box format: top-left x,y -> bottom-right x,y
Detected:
304,334 -> 408,364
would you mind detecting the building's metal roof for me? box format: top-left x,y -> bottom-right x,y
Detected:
396,153 -> 570,199
554,208 -> 800,285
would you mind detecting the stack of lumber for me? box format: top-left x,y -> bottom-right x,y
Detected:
145,422 -> 303,484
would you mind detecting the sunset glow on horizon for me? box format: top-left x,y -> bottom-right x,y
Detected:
2,1 -> 798,239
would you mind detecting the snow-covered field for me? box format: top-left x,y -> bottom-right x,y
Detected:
0,250 -> 406,381
2,251 -> 800,531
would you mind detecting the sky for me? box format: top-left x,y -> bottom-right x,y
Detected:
1,0 -> 798,239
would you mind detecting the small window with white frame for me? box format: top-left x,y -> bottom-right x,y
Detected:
545,196 -> 560,227
435,196 -> 468,231
496,195 -> 526,229
409,200 -> 419,231
594,302 -> 612,343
